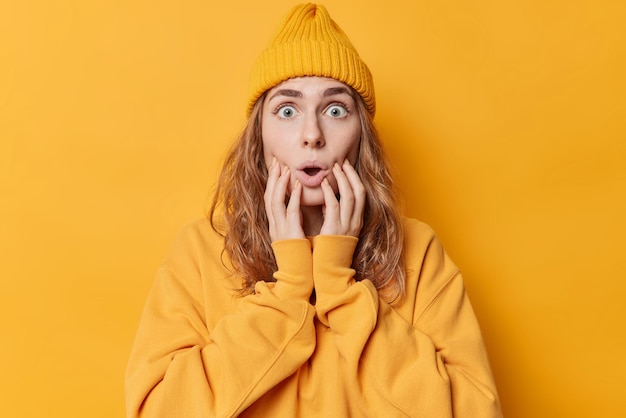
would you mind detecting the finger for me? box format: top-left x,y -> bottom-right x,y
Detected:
343,159 -> 366,218
320,177 -> 340,235
342,159 -> 366,234
333,162 -> 355,228
264,157 -> 279,208
274,171 -> 305,240
270,165 -> 290,220
264,158 -> 280,238
285,179 -> 303,227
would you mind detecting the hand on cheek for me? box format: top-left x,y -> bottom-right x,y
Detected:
264,158 -> 305,242
319,160 -> 365,237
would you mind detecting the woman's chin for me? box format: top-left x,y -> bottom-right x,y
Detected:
298,188 -> 326,207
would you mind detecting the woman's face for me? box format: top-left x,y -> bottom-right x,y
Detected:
261,76 -> 362,207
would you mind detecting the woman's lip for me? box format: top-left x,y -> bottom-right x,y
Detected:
295,160 -> 330,187
296,168 -> 329,187
296,160 -> 328,171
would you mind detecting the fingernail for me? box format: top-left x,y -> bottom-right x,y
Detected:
271,157 -> 276,168
343,159 -> 351,166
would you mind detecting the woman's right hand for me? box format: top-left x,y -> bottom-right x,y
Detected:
264,158 -> 305,242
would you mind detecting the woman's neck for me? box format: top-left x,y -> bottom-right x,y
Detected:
301,205 -> 324,236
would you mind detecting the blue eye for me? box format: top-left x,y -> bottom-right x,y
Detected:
277,105 -> 297,118
326,105 -> 347,118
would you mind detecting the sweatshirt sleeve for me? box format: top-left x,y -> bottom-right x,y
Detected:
125,231 -> 316,418
312,233 -> 502,418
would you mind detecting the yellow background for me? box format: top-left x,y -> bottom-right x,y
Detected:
1,0 -> 625,416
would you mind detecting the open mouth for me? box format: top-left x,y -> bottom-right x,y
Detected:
296,161 -> 328,187
303,167 -> 322,176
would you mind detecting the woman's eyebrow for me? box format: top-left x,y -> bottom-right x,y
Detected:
268,89 -> 302,102
323,87 -> 351,97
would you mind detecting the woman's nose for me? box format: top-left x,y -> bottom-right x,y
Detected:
302,115 -> 325,148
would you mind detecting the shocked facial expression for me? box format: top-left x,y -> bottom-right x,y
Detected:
261,77 -> 362,207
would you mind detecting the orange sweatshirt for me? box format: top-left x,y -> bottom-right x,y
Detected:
126,217 -> 502,417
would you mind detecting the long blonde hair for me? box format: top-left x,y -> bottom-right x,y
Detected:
209,89 -> 406,302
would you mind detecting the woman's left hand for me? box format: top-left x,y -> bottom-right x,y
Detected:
319,160 -> 365,237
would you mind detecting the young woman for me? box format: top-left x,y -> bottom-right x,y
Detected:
126,4 -> 503,417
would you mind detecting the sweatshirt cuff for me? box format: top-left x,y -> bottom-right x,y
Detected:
312,235 -> 358,297
271,239 -> 314,300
